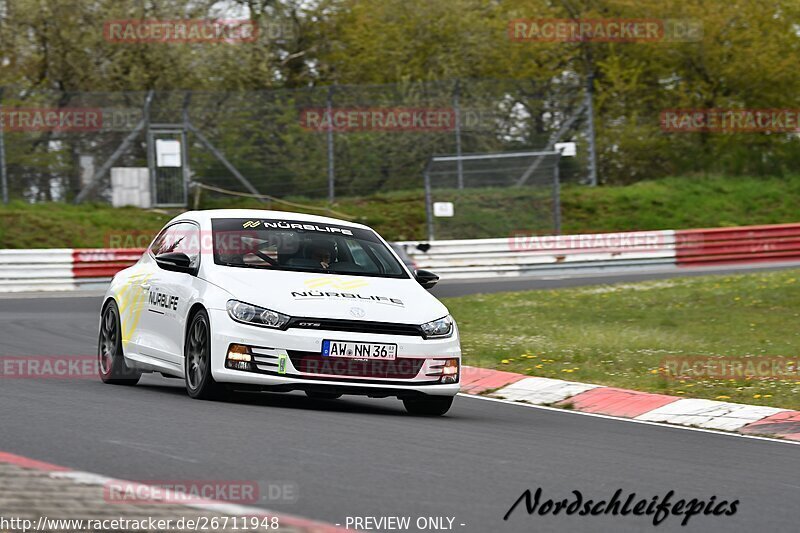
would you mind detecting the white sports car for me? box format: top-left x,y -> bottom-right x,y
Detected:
98,209 -> 461,415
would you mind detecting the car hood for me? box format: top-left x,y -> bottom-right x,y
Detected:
207,267 -> 449,324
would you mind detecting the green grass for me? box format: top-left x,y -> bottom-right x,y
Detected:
0,202 -> 173,249
2,174 -> 800,247
200,189 -> 427,242
559,174 -> 800,232
444,269 -> 800,410
202,174 -> 800,240
3,181 -> 798,411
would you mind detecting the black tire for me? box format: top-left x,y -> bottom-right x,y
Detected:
98,301 -> 141,385
305,391 -> 343,400
403,395 -> 454,416
185,309 -> 228,400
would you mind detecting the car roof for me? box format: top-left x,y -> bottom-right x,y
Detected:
169,209 -> 371,231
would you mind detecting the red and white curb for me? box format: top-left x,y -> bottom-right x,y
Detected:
0,451 -> 346,533
460,366 -> 800,442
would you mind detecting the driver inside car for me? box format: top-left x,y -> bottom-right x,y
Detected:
307,238 -> 335,269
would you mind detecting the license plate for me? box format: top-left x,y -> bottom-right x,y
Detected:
322,340 -> 397,360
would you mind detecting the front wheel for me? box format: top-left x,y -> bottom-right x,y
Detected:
402,396 -> 454,416
98,301 -> 141,385
185,309 -> 227,400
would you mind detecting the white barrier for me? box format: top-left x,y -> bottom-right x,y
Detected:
397,230 -> 677,278
0,230 -> 679,290
0,250 -> 76,292
2,224 -> 799,291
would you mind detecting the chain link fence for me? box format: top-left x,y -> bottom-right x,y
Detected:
425,151 -> 562,240
0,78 -> 593,208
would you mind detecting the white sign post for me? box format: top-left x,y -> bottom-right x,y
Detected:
155,139 -> 182,167
433,202 -> 455,217
554,142 -> 577,157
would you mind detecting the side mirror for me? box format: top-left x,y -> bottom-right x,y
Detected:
155,252 -> 195,274
415,269 -> 439,290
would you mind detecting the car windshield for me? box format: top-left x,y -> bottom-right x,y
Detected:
211,218 -> 408,279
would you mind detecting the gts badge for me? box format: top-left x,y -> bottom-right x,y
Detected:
149,291 -> 179,311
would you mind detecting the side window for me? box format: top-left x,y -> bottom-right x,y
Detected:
150,222 -> 201,268
149,228 -> 170,256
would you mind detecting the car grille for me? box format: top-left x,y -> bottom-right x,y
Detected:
288,351 -> 424,379
285,317 -> 423,337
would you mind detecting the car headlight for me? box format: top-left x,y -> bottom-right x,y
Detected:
420,315 -> 454,339
226,300 -> 290,329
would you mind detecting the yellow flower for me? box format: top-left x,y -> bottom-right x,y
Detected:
535,364 -> 543,369
763,394 -> 773,398
561,369 -> 574,373
650,369 -> 659,374
716,395 -> 730,399
753,394 -> 762,399
501,359 -> 510,364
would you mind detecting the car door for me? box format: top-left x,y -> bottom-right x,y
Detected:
114,262 -> 157,357
137,221 -> 201,369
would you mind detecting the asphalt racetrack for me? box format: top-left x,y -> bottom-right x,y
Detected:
1,266 -> 798,532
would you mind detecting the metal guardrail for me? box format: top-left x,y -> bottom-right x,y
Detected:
72,249 -> 146,278
398,230 -> 677,279
1,223 -> 800,291
0,250 -> 75,291
675,223 -> 800,266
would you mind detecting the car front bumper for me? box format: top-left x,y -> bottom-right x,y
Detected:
208,308 -> 461,397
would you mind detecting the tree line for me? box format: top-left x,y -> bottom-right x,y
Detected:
1,0 -> 798,201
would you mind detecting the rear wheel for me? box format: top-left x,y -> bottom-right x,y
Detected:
98,301 -> 141,385
402,395 -> 454,416
185,309 -> 227,400
305,391 -> 342,400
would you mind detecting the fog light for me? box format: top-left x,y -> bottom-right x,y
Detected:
226,344 -> 253,371
441,358 -> 459,384
229,361 -> 251,371
227,344 -> 251,362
